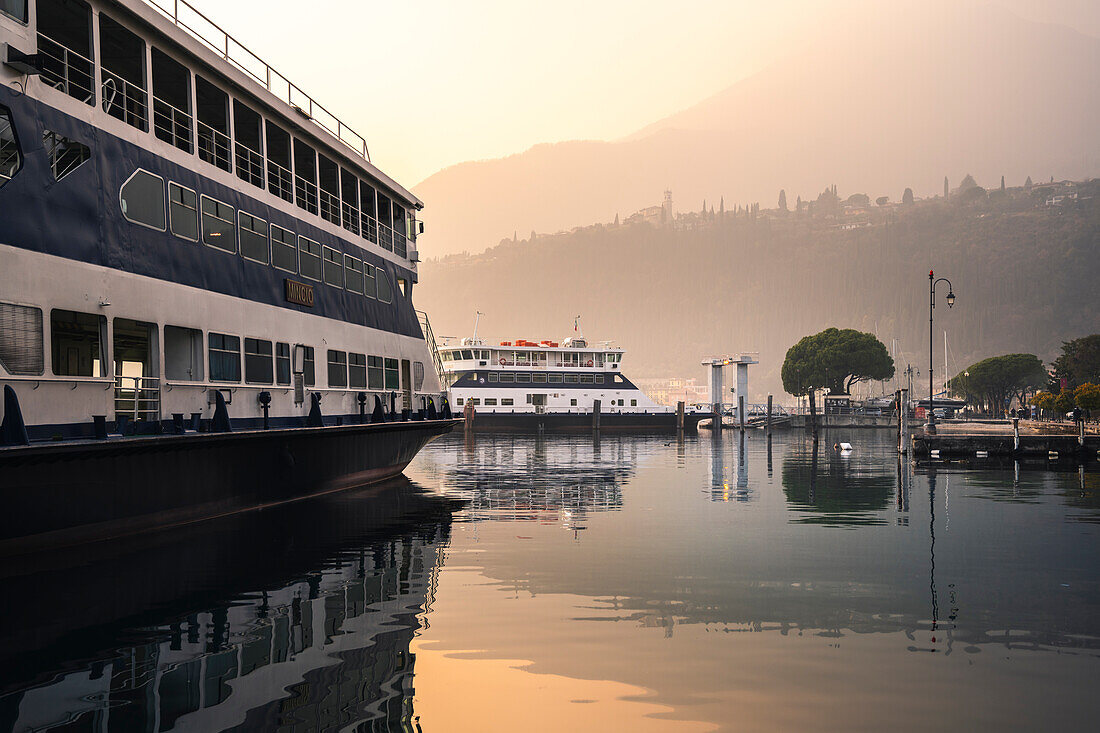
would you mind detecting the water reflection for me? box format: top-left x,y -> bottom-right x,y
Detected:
0,479 -> 461,732
781,437 -> 896,526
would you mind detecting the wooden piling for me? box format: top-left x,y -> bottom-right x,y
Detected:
676,401 -> 685,431
766,395 -> 773,435
738,396 -> 746,432
1013,418 -> 1020,452
593,399 -> 601,432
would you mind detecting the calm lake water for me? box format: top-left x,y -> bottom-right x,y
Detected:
2,431 -> 1098,732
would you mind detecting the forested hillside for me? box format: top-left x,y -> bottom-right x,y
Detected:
416,181 -> 1100,400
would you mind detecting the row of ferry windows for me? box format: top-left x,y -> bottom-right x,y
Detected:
442,350 -> 623,364
457,397 -> 638,407
27,0 -> 414,257
482,372 -> 627,385
120,169 -> 394,302
0,303 -> 402,390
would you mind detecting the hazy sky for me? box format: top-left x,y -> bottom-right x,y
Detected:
184,0 -> 1100,188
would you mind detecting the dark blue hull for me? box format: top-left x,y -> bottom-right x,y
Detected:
0,418 -> 459,555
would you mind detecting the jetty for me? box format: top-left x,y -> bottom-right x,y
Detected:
912,420 -> 1100,460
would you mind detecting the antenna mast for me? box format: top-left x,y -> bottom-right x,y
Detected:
472,311 -> 482,341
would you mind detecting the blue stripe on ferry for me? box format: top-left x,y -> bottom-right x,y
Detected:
0,87 -> 422,339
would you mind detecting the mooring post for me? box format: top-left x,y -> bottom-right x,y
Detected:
677,401 -> 685,431
593,399 -> 601,432
738,396 -> 746,432
1013,417 -> 1020,452
899,388 -> 909,454
1080,419 -> 1086,447
766,395 -> 773,435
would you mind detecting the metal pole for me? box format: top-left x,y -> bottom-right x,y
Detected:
738,395 -> 745,432
766,395 -> 773,436
929,270 -> 936,435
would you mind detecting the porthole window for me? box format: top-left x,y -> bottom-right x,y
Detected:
120,169 -> 166,230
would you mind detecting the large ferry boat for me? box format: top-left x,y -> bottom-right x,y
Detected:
439,332 -> 712,431
0,0 -> 456,553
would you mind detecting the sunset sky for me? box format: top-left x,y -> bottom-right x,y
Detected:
183,0 -> 1100,188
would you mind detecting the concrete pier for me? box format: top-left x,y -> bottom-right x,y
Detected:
913,433 -> 1100,460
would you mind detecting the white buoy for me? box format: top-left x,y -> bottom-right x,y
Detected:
839,442 -> 853,452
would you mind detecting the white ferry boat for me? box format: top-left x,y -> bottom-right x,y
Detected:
0,0 -> 456,553
439,333 -> 711,431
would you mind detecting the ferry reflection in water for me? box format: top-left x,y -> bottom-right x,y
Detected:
0,479 -> 462,732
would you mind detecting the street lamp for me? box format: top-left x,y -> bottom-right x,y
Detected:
927,270 -> 955,435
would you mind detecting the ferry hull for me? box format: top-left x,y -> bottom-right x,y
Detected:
0,419 -> 459,556
463,411 -> 712,433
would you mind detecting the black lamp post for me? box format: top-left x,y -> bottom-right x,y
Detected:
927,270 -> 955,435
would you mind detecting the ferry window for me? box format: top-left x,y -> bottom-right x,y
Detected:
271,225 -> 297,273
164,325 -> 203,381
120,170 -> 165,230
461,350 -> 473,360
293,139 -> 318,214
363,263 -> 377,299
516,373 -> 531,383
502,398 -> 514,406
327,350 -> 347,388
548,374 -> 563,383
397,278 -> 409,298
239,212 -> 269,264
298,237 -> 321,281
376,191 -> 392,251
631,399 -> 637,406
413,362 -> 424,391
487,372 -> 498,382
376,267 -> 392,303
265,121 -> 293,203
152,48 -> 193,153
42,130 -> 89,181
344,256 -> 364,294
0,303 -> 43,375
322,247 -> 344,288
440,351 -> 451,362
581,374 -> 595,384
359,180 -> 377,242
349,352 -> 366,388
1,1 -> 27,23
276,342 -> 291,385
318,154 -> 340,225
208,333 -> 241,382
196,76 -> 230,171
201,195 -> 235,252
168,182 -> 198,240
384,358 -> 399,390
233,100 -> 264,189
302,345 -> 315,386
392,202 -> 407,258
565,374 -> 579,384
595,375 -> 605,384
613,374 -> 625,384
36,0 -> 93,105
99,14 -> 147,131
455,398 -> 463,406
50,309 -> 105,377
0,106 -> 21,186
533,373 -> 547,383
499,373 -> 514,383
484,398 -> 497,406
468,398 -> 480,407
341,168 -> 360,235
570,399 -> 578,407
367,355 -> 383,389
244,338 -> 273,384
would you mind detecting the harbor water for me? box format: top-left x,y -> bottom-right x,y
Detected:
2,431 -> 1098,731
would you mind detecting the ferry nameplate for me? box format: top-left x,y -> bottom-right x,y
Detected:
285,279 -> 315,307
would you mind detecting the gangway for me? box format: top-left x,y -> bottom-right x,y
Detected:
416,310 -> 448,391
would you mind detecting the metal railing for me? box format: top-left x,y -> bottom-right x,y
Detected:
142,0 -> 370,162
235,143 -> 264,188
196,120 -> 231,171
267,160 -> 294,202
101,69 -> 148,131
114,375 -> 161,422
341,203 -> 360,236
360,214 -> 378,244
37,34 -> 95,105
294,175 -> 318,214
319,189 -> 340,225
417,310 -> 448,391
42,131 -> 90,180
393,232 -> 407,258
153,96 -> 193,152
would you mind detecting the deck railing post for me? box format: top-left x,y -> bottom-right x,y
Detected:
1013,417 -> 1020,452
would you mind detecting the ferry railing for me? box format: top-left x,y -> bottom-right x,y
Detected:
235,143 -> 264,188
152,96 -> 193,153
360,214 -> 378,244
319,189 -> 340,226
393,232 -> 407,258
100,69 -> 149,131
196,120 -> 231,171
379,224 -> 394,252
114,376 -> 161,423
416,310 -> 449,391
143,0 -> 370,163
36,33 -> 94,105
267,160 -> 294,203
294,174 -> 319,214
341,203 -> 361,236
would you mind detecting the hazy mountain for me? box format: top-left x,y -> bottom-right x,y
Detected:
414,3 -> 1100,257
416,182 -> 1100,401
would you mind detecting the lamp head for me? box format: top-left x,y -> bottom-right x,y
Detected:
946,291 -> 956,308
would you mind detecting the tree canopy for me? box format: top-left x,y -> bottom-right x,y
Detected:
1051,334 -> 1100,390
949,353 -> 1046,416
782,328 -> 895,397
